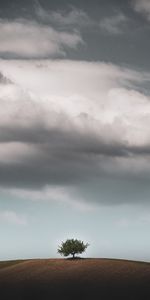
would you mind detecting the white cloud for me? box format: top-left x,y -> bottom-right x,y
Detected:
0,59 -> 149,150
0,210 -> 27,225
132,0 -> 150,20
100,13 -> 127,35
0,19 -> 83,58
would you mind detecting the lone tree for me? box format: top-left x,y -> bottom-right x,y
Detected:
58,238 -> 89,259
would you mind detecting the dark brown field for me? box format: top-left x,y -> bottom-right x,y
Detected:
0,258 -> 150,299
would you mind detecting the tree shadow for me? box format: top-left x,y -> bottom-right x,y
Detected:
66,256 -> 86,260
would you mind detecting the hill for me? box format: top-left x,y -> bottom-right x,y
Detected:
0,258 -> 150,299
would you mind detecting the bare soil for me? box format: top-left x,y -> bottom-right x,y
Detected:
0,258 -> 150,299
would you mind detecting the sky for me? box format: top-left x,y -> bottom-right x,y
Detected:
1,0 -> 150,261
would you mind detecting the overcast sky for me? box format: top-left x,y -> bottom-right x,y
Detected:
1,0 -> 150,261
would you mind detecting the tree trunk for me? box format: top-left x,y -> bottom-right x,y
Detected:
72,253 -> 75,259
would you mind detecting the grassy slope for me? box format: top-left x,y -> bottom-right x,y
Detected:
0,258 -> 150,299
0,259 -> 26,270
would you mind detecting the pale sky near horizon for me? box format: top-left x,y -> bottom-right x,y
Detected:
1,0 -> 150,261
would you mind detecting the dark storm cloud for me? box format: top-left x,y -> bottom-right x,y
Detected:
0,131 -> 150,206
0,0 -> 150,69
0,118 -> 150,196
1,122 -> 150,157
34,0 -> 93,29
73,175 -> 150,205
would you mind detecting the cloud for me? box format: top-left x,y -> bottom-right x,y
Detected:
100,13 -> 127,35
35,1 -> 92,28
0,19 -> 83,58
0,210 -> 27,225
0,60 -> 150,205
132,0 -> 150,20
0,72 -> 12,84
1,186 -> 95,212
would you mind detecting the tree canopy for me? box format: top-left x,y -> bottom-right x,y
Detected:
58,238 -> 89,258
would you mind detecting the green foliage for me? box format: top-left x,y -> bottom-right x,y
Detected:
58,238 -> 89,258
